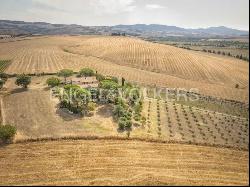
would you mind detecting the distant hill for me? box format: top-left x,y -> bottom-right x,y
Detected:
0,20 -> 248,37
111,24 -> 249,37
0,20 -> 105,35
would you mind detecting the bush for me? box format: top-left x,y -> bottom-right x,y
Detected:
87,102 -> 96,111
134,113 -> 141,121
46,77 -> 61,87
0,125 -> 16,143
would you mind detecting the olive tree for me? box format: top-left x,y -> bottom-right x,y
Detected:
58,69 -> 74,83
15,74 -> 31,88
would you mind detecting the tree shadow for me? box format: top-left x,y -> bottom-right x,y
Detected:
43,87 -> 50,91
55,104 -> 83,121
96,104 -> 113,118
10,88 -> 28,94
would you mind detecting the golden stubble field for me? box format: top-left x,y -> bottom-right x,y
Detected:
0,35 -> 248,102
0,139 -> 248,186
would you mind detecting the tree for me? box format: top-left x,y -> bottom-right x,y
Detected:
122,77 -> 125,87
78,68 -> 95,77
58,69 -> 74,83
96,73 -> 105,82
15,74 -> 31,88
118,117 -> 127,130
113,104 -> 126,118
0,73 -> 8,82
0,124 -> 16,143
105,76 -> 119,83
0,73 -> 8,89
46,77 -> 61,87
141,116 -> 146,128
100,80 -> 119,90
100,80 -> 119,103
0,79 -> 5,89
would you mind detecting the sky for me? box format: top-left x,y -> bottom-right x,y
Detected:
0,0 -> 249,30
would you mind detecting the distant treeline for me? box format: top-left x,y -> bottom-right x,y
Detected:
111,32 -> 126,36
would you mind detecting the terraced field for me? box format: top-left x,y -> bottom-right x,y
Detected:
0,140 -> 248,186
0,36 -> 248,102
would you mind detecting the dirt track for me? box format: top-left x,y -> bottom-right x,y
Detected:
0,139 -> 248,185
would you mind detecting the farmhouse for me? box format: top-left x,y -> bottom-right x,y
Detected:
70,76 -> 99,88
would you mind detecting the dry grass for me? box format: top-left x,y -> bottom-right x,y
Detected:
0,139 -> 248,186
2,77 -> 117,140
0,36 -> 248,102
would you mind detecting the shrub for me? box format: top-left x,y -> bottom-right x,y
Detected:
87,102 -> 96,111
46,77 -> 61,87
133,113 -> 141,121
0,125 -> 16,143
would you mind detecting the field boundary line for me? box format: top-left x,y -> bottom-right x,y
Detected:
11,135 -> 249,151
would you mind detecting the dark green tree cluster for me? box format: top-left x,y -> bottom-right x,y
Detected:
59,84 -> 91,115
113,97 -> 132,136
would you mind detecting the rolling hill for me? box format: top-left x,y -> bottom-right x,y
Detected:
0,36 -> 248,102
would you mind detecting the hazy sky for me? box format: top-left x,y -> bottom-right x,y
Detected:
0,0 -> 249,30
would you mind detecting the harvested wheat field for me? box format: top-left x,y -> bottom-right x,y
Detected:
0,36 -> 248,102
0,139 -> 248,186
